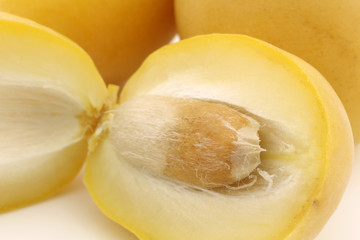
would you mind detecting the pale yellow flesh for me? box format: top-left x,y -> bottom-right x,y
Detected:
0,0 -> 176,85
85,35 -> 353,240
175,0 -> 360,143
0,140 -> 88,212
0,13 -> 108,212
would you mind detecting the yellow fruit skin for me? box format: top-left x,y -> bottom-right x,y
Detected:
0,13 -> 109,212
282,51 -> 354,240
85,35 -> 353,240
175,0 -> 360,143
0,12 -> 108,111
0,0 -> 175,86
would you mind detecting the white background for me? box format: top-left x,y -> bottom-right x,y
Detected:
0,145 -> 359,240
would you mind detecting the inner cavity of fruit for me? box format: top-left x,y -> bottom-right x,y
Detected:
0,84 -> 84,163
109,95 -> 265,189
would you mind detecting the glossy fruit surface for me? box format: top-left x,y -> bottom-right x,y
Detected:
175,0 -> 360,142
0,0 -> 175,85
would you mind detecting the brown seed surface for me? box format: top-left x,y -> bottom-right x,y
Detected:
164,100 -> 260,188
